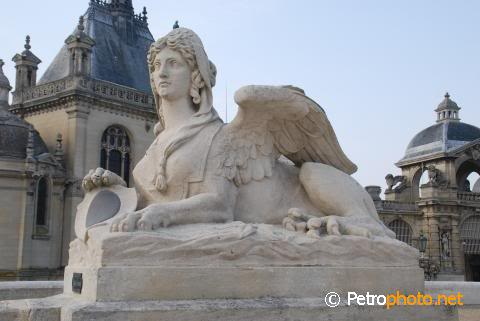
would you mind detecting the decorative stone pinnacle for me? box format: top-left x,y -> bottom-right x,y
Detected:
143,6 -> 147,15
26,126 -> 35,161
24,35 -> 31,50
173,20 -> 179,29
445,92 -> 450,99
0,59 -> 4,70
78,16 -> 85,32
55,133 -> 64,162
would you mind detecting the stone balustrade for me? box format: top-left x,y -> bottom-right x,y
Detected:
376,200 -> 418,212
12,76 -> 154,110
457,192 -> 480,202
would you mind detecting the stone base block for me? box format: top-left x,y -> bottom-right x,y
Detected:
1,296 -> 459,321
64,265 -> 424,302
64,297 -> 459,321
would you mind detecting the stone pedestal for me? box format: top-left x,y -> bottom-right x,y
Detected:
0,222 -> 459,320
63,222 -> 423,300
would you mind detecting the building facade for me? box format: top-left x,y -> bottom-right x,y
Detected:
1,0 -> 157,279
367,93 -> 480,281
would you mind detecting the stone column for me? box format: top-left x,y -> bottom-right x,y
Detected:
451,216 -> 464,277
62,101 -> 90,266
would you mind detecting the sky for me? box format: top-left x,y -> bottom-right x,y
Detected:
1,0 -> 479,195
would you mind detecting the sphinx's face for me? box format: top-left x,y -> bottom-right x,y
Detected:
152,47 -> 192,102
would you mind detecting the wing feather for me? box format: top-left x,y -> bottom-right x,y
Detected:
217,85 -> 357,186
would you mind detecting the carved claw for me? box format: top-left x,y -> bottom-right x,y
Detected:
283,209 -> 384,239
119,213 -> 141,232
307,216 -> 373,238
82,167 -> 126,192
282,216 -> 307,233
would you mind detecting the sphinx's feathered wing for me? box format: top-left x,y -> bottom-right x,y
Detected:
218,85 -> 357,186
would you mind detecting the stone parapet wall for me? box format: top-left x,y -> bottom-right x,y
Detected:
0,281 -> 63,301
11,76 -> 155,114
425,281 -> 480,305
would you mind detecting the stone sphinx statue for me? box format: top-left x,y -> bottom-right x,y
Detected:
13,27 -> 434,321
81,27 -> 394,239
0,28 -> 453,321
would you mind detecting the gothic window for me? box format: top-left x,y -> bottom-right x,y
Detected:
81,53 -> 88,74
388,219 -> 413,245
100,126 -> 131,186
34,176 -> 49,236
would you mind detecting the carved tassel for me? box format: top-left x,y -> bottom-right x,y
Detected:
154,157 -> 168,193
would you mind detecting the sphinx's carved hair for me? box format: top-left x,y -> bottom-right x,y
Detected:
148,28 -> 217,113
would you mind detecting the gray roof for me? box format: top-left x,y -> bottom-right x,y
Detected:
0,107 -> 48,159
38,1 -> 154,94
400,121 -> 480,163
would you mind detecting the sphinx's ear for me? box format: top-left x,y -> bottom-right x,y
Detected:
153,122 -> 164,136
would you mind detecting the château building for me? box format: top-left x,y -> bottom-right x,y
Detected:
367,93 -> 480,281
0,0 -> 156,279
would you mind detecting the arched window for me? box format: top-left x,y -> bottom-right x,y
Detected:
419,169 -> 430,198
388,219 -> 413,245
461,215 -> 480,255
456,160 -> 480,193
35,177 -> 48,228
100,126 -> 131,186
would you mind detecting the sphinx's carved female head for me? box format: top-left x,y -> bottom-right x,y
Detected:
146,28 -> 220,193
148,28 -> 217,132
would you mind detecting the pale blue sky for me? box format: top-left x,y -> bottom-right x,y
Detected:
1,0 -> 479,193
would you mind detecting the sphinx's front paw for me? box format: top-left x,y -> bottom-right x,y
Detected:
110,212 -> 141,232
110,206 -> 171,232
136,211 -> 170,231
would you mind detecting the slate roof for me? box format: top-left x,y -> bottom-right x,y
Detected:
38,1 -> 154,94
0,60 -> 11,90
0,107 -> 49,159
400,121 -> 480,163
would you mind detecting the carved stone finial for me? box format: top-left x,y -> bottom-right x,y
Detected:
24,35 -> 31,50
54,133 -> 64,163
0,59 -> 4,69
78,16 -> 85,32
365,186 -> 381,201
26,126 -> 35,161
173,20 -> 179,29
444,92 -> 450,99
142,6 -> 148,21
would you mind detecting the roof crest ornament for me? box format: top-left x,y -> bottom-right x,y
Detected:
78,16 -> 85,32
24,35 -> 31,51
